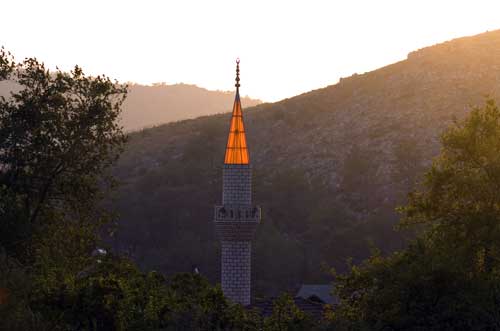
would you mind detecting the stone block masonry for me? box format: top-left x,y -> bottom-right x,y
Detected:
223,164 -> 252,206
214,62 -> 260,306
220,241 -> 252,306
215,163 -> 260,305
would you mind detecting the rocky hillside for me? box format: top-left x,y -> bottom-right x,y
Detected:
110,30 -> 500,296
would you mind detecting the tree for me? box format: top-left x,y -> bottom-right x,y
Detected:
330,99 -> 500,330
0,49 -> 127,330
0,52 -> 127,259
29,254 -> 259,331
163,273 -> 259,330
402,98 -> 500,274
263,293 -> 318,331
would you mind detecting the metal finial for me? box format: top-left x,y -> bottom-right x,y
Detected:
235,58 -> 240,88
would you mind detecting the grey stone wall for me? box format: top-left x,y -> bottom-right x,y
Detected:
217,164 -> 259,305
214,220 -> 259,241
220,240 -> 252,306
223,164 -> 251,206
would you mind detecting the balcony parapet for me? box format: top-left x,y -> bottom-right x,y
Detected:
214,205 -> 261,241
214,205 -> 261,222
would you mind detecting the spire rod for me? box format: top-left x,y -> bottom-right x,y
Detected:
235,58 -> 240,89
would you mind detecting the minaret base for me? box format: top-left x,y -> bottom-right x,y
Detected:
214,207 -> 260,305
221,241 -> 251,305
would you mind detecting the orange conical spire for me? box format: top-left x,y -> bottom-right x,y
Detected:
224,58 -> 249,164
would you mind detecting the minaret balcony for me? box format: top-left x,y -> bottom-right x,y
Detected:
214,205 -> 261,222
214,205 -> 261,241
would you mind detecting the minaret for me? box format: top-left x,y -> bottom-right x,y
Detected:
214,59 -> 261,305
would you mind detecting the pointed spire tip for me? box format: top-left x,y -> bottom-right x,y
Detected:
235,58 -> 240,89
224,58 -> 249,164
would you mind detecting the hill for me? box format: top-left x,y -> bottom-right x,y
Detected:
122,83 -> 261,131
109,30 -> 500,296
0,81 -> 261,132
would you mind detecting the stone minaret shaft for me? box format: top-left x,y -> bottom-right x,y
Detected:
214,59 -> 260,305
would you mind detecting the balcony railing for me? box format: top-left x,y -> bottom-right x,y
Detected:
214,205 -> 261,222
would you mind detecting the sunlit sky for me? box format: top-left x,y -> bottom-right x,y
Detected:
1,0 -> 499,102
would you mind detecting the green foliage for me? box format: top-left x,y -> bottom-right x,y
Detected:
0,250 -> 44,331
26,254 -> 259,331
0,49 -> 129,330
331,242 -> 488,330
0,55 -> 127,260
0,47 -> 14,79
164,273 -> 259,330
263,294 -> 317,331
401,98 -> 500,274
331,99 -> 500,330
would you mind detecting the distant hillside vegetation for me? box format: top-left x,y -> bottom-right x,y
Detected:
0,81 -> 261,132
110,30 -> 500,296
122,83 -> 261,131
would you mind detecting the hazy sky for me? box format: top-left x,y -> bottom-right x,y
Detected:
1,0 -> 499,102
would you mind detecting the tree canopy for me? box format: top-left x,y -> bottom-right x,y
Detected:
331,99 -> 500,330
0,49 -> 129,330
